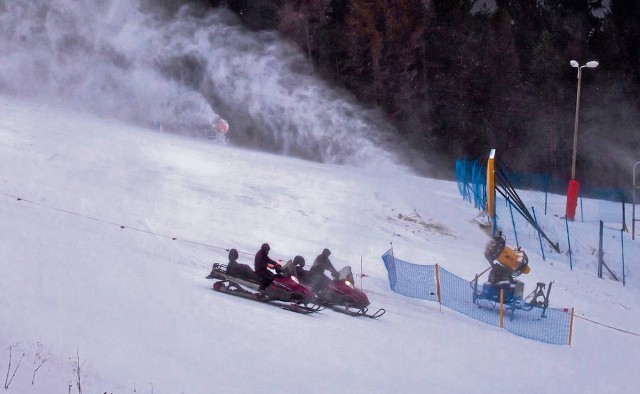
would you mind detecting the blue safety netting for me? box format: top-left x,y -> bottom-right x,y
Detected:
382,250 -> 437,301
455,158 -> 486,210
382,250 -> 572,345
456,157 -> 630,204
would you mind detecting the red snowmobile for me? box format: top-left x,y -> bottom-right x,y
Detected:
209,262 -> 323,314
311,266 -> 385,319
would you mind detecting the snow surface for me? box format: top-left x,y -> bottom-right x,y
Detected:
0,96 -> 639,393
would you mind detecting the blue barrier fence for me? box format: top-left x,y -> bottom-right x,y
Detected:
382,249 -> 573,345
454,158 -> 630,209
455,158 -> 486,210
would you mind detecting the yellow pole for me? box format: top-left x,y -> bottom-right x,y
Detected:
486,149 -> 496,235
487,150 -> 496,206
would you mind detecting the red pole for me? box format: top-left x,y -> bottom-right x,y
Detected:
566,180 -> 580,220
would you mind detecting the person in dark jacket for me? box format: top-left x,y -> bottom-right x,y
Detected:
206,249 -> 240,280
292,255 -> 308,282
225,248 -> 258,282
254,243 -> 280,290
308,248 -> 339,292
282,255 -> 308,282
225,249 -> 240,272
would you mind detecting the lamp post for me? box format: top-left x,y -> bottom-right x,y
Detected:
566,59 -> 599,220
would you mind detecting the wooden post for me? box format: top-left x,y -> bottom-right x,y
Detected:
569,307 -> 575,347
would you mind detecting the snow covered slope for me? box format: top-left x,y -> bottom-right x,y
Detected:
0,96 -> 638,393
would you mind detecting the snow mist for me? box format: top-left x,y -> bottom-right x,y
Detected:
0,0 -> 403,169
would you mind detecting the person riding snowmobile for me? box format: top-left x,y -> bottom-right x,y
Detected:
254,243 -> 280,290
307,248 -> 339,292
206,249 -> 240,280
225,248 -> 258,282
281,255 -> 308,281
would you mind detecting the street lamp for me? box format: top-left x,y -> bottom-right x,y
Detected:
566,59 -> 598,220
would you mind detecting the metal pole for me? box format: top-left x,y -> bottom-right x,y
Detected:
508,197 -> 519,247
544,174 -> 549,215
633,161 -> 640,240
532,207 -> 546,261
598,220 -> 604,278
567,61 -> 597,221
566,217 -> 573,270
571,67 -> 582,181
621,228 -> 626,286
360,256 -> 363,291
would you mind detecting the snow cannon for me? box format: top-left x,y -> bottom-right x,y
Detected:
484,232 -> 530,277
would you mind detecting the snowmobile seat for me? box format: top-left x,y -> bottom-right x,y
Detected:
227,262 -> 259,283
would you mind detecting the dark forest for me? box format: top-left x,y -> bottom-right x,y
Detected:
166,0 -> 639,188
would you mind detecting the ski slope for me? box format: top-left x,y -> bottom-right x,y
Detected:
0,96 -> 639,393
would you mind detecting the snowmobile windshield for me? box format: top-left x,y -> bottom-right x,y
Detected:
280,260 -> 296,277
337,266 -> 353,281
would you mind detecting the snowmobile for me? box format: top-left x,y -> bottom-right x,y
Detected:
209,262 -> 323,315
471,232 -> 552,319
313,266 -> 385,319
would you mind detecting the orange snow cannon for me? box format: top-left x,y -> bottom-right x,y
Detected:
484,232 -> 530,277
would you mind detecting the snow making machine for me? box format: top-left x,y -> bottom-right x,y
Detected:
471,232 -> 553,318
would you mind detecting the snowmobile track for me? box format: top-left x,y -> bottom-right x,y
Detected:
212,280 -> 322,315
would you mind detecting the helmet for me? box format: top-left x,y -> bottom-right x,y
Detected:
322,248 -> 331,257
261,243 -> 270,253
228,249 -> 239,261
293,255 -> 305,267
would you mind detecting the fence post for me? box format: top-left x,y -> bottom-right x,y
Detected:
598,221 -> 604,278
360,256 -> 364,291
463,157 -> 469,202
532,207 -> 546,261
435,263 -> 442,311
543,173 -> 549,215
508,197 -> 519,247
621,191 -> 628,232
569,308 -> 575,347
621,229 -> 626,286
633,161 -> 640,240
565,217 -> 573,270
499,289 -> 504,329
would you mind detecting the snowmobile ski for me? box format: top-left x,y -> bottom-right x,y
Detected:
328,304 -> 386,319
280,301 -> 325,314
